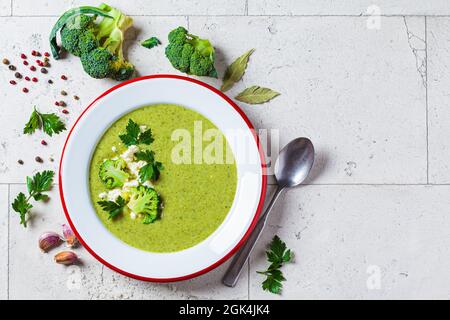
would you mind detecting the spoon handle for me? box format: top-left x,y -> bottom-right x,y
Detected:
222,186 -> 284,287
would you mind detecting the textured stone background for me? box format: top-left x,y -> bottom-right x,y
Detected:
1,0 -> 450,299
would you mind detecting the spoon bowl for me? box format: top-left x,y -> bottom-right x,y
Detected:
274,137 -> 315,188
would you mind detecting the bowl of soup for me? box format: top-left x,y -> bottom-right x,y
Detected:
59,75 -> 267,281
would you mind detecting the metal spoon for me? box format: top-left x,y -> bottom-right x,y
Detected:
222,137 -> 315,287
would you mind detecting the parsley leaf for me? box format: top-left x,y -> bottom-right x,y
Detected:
98,196 -> 126,220
23,109 -> 40,135
258,269 -> 285,294
27,170 -> 54,194
41,113 -> 66,136
11,170 -> 55,228
23,107 -> 66,136
27,170 -> 54,201
138,128 -> 154,145
119,119 -> 140,146
141,37 -> 161,49
11,192 -> 33,227
135,150 -> 164,182
257,235 -> 292,294
267,234 -> 292,269
139,162 -> 163,182
119,119 -> 154,146
135,150 -> 155,162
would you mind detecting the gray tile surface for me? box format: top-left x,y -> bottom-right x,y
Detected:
1,1 -> 450,300
12,0 -> 246,16
249,185 -> 450,299
0,185 -> 8,299
428,18 -> 450,183
248,0 -> 450,16
190,16 -> 427,184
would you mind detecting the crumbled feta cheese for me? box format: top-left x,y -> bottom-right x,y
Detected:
120,145 -> 139,163
127,160 -> 146,178
98,192 -> 107,199
142,180 -> 154,188
123,179 -> 139,189
139,125 -> 147,133
130,212 -> 137,220
107,189 -> 122,201
111,146 -> 117,152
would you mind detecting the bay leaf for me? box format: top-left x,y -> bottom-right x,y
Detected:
235,86 -> 280,104
221,49 -> 255,92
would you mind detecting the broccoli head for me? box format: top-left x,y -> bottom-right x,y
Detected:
127,186 -> 160,224
80,47 -> 112,79
77,29 -> 99,55
50,3 -> 135,81
60,14 -> 96,57
99,158 -> 129,189
80,4 -> 134,80
165,26 -> 217,78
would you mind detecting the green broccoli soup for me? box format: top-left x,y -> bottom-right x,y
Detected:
89,104 -> 237,253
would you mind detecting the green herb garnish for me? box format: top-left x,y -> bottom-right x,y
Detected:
12,170 -> 55,227
221,49 -> 255,92
141,37 -> 161,49
257,235 -> 292,294
97,196 -> 127,220
119,119 -> 154,146
23,107 -> 66,136
135,150 -> 164,182
235,86 -> 280,105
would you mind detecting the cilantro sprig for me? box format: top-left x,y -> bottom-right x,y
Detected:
119,119 -> 154,146
12,170 -> 55,227
257,235 -> 293,294
23,107 -> 66,136
97,196 -> 127,220
135,150 -> 164,182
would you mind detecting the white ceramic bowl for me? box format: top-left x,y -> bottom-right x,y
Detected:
59,75 -> 267,282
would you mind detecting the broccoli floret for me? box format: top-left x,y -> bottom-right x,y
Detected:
77,30 -> 98,55
50,4 -> 135,81
80,4 -> 135,80
127,186 -> 160,224
80,47 -> 112,79
165,26 -> 217,78
60,15 -> 96,56
99,158 -> 129,189
110,60 -> 135,81
50,5 -> 113,59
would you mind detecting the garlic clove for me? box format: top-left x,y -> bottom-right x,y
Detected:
62,223 -> 78,247
38,232 -> 63,252
54,251 -> 79,265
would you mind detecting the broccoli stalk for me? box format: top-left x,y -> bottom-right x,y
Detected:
165,26 -> 217,78
99,158 -> 129,189
50,3 -> 135,81
127,186 -> 161,224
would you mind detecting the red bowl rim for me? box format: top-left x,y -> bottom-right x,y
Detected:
58,74 -> 267,282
